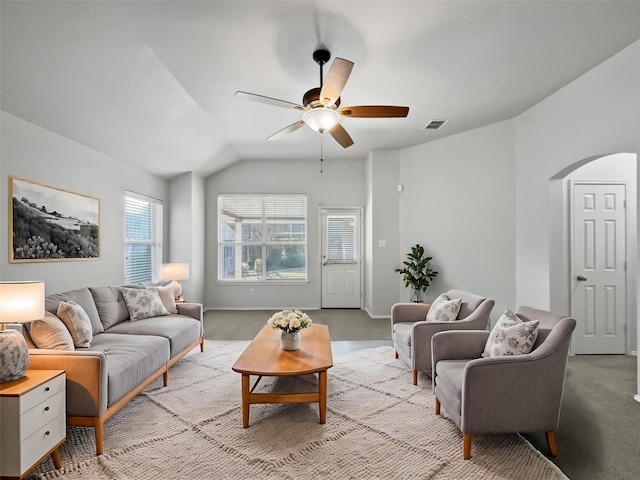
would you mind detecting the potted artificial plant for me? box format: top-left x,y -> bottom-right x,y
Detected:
394,244 -> 438,303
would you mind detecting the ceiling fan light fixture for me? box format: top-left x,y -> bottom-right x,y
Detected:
303,107 -> 341,133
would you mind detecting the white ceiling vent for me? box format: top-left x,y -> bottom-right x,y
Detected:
425,120 -> 448,130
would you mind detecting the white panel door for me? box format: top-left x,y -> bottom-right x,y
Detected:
321,209 -> 361,308
571,183 -> 626,354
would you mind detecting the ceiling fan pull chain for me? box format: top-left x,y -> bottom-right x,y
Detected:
320,135 -> 324,174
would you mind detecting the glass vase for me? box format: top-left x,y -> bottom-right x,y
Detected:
281,330 -> 301,351
410,288 -> 424,303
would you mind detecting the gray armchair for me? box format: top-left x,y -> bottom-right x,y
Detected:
432,306 -> 576,460
391,289 -> 494,385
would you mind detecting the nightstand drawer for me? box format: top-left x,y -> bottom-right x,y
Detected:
20,372 -> 65,413
20,414 -> 65,476
21,390 -> 66,439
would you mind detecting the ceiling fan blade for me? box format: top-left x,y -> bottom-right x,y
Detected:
320,58 -> 354,108
267,120 -> 306,141
338,106 -> 409,118
329,123 -> 354,148
236,91 -> 305,110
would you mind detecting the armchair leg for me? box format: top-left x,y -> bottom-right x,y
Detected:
463,434 -> 472,460
412,370 -> 418,385
545,431 -> 558,457
395,351 -> 398,359
435,397 -> 440,415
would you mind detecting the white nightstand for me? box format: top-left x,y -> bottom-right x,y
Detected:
0,370 -> 66,480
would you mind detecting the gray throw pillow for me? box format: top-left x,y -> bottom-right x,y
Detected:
121,287 -> 170,321
56,300 -> 93,348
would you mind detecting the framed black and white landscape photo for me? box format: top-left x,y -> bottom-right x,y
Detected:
9,176 -> 100,262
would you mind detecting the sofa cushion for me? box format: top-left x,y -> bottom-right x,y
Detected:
28,312 -> 75,350
57,300 -> 93,348
45,287 -> 104,335
121,287 -> 170,321
426,293 -> 462,322
483,309 -> 539,357
88,333 -> 170,406
434,359 -> 468,423
106,315 -> 201,359
89,286 -> 130,329
393,322 -> 414,347
156,284 -> 178,314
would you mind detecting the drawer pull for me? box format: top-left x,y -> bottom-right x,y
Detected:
45,431 -> 50,436
45,406 -> 50,411
45,387 -> 50,392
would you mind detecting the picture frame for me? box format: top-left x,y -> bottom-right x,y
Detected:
9,176 -> 100,263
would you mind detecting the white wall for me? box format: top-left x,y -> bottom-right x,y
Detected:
169,172 -> 205,303
397,120 -> 516,323
515,40 -> 640,309
204,158 -> 366,310
365,150 -> 401,317
0,112 -> 169,295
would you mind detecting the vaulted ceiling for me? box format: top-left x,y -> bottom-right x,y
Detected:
2,1 -> 640,179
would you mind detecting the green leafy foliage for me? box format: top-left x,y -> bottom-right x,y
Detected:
394,244 -> 438,292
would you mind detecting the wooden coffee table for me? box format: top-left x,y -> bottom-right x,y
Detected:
231,324 -> 333,428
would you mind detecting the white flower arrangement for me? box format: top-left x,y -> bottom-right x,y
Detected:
267,309 -> 312,333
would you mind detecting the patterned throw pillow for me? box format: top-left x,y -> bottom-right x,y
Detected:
482,309 -> 540,357
57,301 -> 93,348
121,287 -> 170,321
29,312 -> 75,350
426,293 -> 462,322
155,284 -> 178,314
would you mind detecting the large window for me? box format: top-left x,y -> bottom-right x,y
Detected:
125,192 -> 163,284
218,194 -> 307,282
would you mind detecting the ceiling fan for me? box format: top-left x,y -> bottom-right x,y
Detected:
236,49 -> 409,148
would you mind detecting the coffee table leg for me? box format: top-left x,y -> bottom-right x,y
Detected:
319,370 -> 327,424
242,374 -> 250,428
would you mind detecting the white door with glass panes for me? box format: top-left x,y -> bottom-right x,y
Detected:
321,209 -> 361,308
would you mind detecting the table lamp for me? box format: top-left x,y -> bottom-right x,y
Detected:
0,281 -> 45,383
159,263 -> 189,301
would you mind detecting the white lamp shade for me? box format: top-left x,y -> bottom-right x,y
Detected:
0,281 -> 45,323
303,107 -> 341,133
159,263 -> 190,281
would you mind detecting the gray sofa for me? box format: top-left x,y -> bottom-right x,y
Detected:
23,286 -> 205,455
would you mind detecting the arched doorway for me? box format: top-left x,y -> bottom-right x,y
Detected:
549,153 -> 637,354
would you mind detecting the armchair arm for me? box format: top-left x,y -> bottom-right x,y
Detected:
459,349 -> 570,434
177,302 -> 203,321
28,349 -> 108,416
391,303 -> 431,325
431,330 -> 490,365
410,320 -> 490,373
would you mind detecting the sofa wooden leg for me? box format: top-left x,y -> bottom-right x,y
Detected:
435,397 -> 440,415
395,351 -> 398,359
545,431 -> 558,457
412,370 -> 418,385
463,434 -> 472,460
201,337 -> 205,352
163,369 -> 169,387
95,421 -> 104,456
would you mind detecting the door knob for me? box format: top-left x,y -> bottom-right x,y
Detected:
576,275 -> 587,281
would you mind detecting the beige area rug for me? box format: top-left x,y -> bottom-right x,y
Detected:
30,342 -> 569,480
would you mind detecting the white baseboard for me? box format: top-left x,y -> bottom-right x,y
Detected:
631,351 -> 638,356
635,395 -> 640,404
363,307 -> 390,319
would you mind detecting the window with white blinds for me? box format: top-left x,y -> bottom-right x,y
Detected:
125,192 -> 163,284
218,194 -> 307,281
326,215 -> 356,263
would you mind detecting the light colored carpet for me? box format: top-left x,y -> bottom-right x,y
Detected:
30,342 -> 569,479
